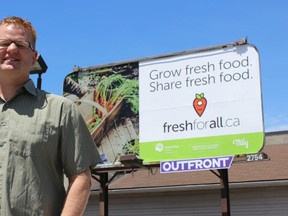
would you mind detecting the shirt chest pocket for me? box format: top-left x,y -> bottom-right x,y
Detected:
9,121 -> 52,157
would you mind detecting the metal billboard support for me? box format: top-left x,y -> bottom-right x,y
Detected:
99,173 -> 109,216
219,169 -> 231,216
92,173 -> 109,216
92,166 -> 232,216
211,169 -> 231,216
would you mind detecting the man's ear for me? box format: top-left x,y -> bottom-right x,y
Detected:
32,51 -> 38,66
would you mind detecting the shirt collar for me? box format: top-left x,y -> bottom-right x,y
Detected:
16,79 -> 37,96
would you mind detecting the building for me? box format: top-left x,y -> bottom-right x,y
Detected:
84,131 -> 288,216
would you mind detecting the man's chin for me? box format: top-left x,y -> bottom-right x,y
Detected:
1,64 -> 18,71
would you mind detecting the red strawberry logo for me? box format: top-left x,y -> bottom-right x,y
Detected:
193,93 -> 207,117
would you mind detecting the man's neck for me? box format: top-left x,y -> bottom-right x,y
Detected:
0,74 -> 29,101
0,81 -> 23,101
0,87 -> 17,102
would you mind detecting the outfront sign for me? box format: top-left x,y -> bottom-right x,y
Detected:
160,156 -> 234,173
139,44 -> 264,163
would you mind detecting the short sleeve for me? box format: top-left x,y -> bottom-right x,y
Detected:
60,102 -> 101,178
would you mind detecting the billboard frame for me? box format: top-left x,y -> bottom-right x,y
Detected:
66,38 -> 265,216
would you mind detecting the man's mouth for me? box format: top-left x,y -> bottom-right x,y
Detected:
4,57 -> 19,62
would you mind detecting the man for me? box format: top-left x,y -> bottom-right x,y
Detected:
0,16 -> 100,215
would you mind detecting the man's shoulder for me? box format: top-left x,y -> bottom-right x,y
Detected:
36,89 -> 75,108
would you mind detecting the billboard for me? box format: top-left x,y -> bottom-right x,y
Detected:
63,42 -> 264,168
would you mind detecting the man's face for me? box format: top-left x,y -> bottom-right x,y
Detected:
0,24 -> 37,83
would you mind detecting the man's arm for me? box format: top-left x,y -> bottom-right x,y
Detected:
61,169 -> 92,216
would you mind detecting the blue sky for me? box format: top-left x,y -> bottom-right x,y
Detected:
2,0 -> 288,132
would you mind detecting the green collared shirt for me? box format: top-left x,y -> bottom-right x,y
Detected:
0,80 -> 100,216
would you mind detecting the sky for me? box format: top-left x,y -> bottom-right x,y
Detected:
1,0 -> 288,133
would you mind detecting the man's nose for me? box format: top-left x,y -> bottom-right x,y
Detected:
6,42 -> 18,51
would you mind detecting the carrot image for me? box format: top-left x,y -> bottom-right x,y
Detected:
193,93 -> 207,117
86,74 -> 139,132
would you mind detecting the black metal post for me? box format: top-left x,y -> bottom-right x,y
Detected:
37,72 -> 42,89
99,173 -> 109,216
219,169 -> 231,216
